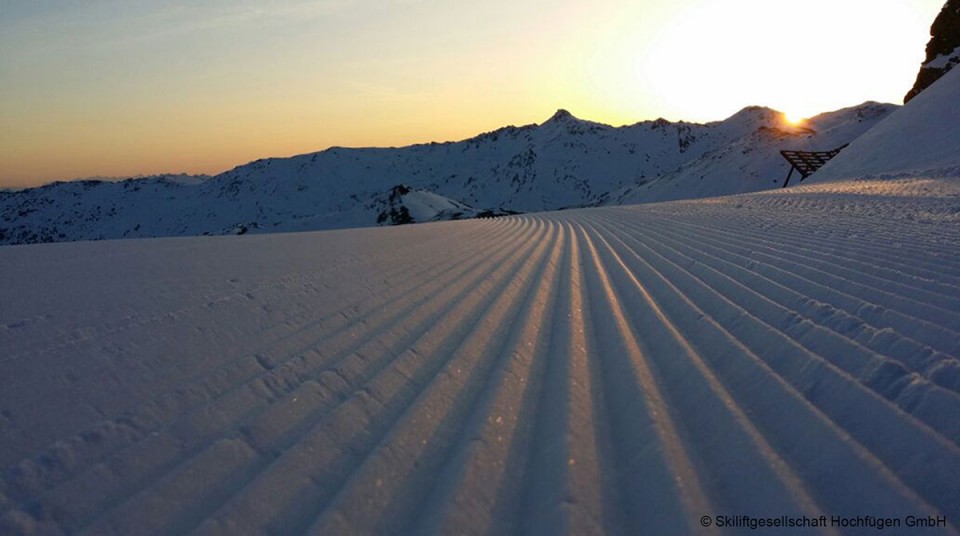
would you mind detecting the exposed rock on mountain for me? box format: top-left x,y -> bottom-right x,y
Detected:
904,0 -> 960,103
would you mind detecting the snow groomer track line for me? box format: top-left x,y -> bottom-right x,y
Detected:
1,178 -> 960,535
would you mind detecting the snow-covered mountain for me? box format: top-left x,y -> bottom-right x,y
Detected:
371,185 -> 515,226
0,103 -> 895,245
604,102 -> 893,205
813,64 -> 960,182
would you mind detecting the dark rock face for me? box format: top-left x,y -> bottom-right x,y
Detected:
377,206 -> 413,226
904,0 -> 960,103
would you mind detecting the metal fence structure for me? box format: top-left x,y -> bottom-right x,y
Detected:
780,143 -> 849,187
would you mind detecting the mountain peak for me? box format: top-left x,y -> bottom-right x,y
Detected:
545,109 -> 576,123
718,105 -> 781,129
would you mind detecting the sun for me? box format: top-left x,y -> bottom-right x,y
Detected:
783,112 -> 805,125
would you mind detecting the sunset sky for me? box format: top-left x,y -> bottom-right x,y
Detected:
0,0 -> 946,188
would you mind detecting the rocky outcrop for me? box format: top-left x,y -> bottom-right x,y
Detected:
904,0 -> 960,103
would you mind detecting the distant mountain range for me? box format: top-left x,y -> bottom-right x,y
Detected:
0,102 -> 895,245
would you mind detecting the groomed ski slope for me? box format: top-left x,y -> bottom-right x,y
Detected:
1,176 -> 959,535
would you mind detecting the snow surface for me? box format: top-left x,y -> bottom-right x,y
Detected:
924,44 -> 960,70
398,190 -> 470,222
1,174 -> 959,534
371,185 -> 503,226
812,66 -> 960,182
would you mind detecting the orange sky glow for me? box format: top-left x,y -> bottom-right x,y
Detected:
0,0 -> 947,188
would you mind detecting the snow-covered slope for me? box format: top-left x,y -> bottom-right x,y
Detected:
1,178 -> 959,535
812,66 -> 960,182
0,104 -> 895,245
606,102 -> 892,205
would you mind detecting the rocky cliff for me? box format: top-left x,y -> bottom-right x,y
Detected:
904,0 -> 960,103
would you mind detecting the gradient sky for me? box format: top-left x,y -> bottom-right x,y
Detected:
0,0 -> 946,187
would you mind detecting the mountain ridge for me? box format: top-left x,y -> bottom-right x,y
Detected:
0,102 -> 896,245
